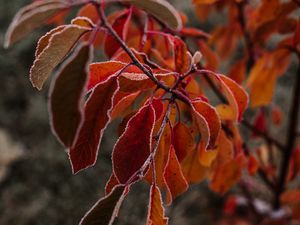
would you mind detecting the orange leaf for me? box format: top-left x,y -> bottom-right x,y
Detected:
219,75 -> 248,121
181,147 -> 208,184
198,142 -> 218,167
210,158 -> 242,194
247,50 -> 290,107
198,40 -> 219,70
147,185 -> 168,225
180,27 -> 210,39
228,59 -> 246,84
173,122 -> 195,162
164,145 -> 188,204
113,103 -> 155,184
192,100 -> 221,149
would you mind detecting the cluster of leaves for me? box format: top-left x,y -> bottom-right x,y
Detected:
4,0 -> 300,224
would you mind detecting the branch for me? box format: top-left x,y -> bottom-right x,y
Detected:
236,1 -> 255,70
92,1 -> 191,105
273,54 -> 300,209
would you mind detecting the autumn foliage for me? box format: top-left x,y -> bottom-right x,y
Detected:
5,0 -> 300,224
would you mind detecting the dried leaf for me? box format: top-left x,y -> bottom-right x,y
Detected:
5,0 -> 68,47
30,24 -> 91,90
50,44 -> 92,147
80,185 -> 126,225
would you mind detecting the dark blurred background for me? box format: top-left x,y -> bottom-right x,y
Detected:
0,1 -> 297,225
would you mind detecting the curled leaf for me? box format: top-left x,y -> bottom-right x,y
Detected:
191,100 -> 221,149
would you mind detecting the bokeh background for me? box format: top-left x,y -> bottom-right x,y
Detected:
0,1 -> 297,225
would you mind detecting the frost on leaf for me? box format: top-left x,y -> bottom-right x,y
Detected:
112,103 -> 156,184
70,76 -> 119,174
80,185 -> 126,225
5,0 -> 68,48
30,24 -> 92,90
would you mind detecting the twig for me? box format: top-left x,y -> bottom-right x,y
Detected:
91,1 -> 191,105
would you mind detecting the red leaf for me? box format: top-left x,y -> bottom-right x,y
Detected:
147,185 -> 168,225
50,44 -> 92,147
88,61 -> 126,90
80,185 -> 126,225
151,98 -> 164,121
180,27 -> 210,39
105,174 -> 120,195
252,109 -> 267,137
110,91 -> 140,120
164,145 -> 188,204
104,10 -> 131,58
191,100 -> 221,149
112,103 -> 156,184
69,76 -> 119,173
